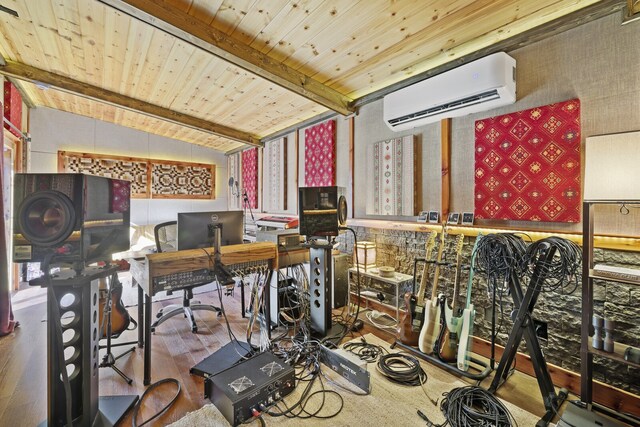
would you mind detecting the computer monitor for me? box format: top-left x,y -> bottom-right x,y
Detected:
177,211 -> 244,250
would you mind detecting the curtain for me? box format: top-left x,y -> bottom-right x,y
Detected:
0,113 -> 17,336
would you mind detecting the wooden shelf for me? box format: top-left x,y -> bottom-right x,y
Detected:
588,337 -> 640,369
589,269 -> 640,287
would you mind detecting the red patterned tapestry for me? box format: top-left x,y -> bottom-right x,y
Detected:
109,179 -> 131,213
242,148 -> 259,209
3,81 -> 22,138
304,119 -> 336,186
474,99 -> 581,222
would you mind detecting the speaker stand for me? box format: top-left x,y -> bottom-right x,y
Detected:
31,266 -> 139,427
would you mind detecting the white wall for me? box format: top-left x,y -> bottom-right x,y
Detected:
28,107 -> 229,225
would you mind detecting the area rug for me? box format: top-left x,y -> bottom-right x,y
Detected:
169,334 -> 540,427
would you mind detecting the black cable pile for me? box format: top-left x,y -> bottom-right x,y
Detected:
524,236 -> 582,294
473,233 -> 528,282
343,338 -> 388,363
376,353 -> 427,387
436,386 -> 516,427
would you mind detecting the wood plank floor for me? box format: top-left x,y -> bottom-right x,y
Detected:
1,276 -> 564,426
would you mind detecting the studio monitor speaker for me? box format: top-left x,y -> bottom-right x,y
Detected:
298,186 -> 347,238
13,173 -> 130,264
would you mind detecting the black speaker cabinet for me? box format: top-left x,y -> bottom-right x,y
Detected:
298,186 -> 347,238
13,173 -> 130,264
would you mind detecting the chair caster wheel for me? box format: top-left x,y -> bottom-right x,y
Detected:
217,312 -> 223,318
151,327 -> 156,334
191,326 -> 198,333
155,313 -> 163,319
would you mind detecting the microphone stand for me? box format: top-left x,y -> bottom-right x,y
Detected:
243,190 -> 256,239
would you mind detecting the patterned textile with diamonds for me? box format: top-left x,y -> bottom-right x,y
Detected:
242,147 -> 259,209
474,99 -> 581,222
304,119 -> 336,187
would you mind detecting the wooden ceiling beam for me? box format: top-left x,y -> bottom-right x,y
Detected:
97,0 -> 355,116
0,59 -> 261,147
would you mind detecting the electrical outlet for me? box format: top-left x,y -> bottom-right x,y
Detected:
533,319 -> 548,340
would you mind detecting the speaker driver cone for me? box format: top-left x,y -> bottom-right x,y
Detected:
18,190 -> 76,246
337,195 -> 348,226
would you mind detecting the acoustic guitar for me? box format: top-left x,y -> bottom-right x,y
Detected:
98,275 -> 134,339
435,234 -> 465,362
418,228 -> 446,353
457,233 -> 482,371
398,232 -> 437,346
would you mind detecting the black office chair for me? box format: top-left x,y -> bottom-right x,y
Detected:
150,221 -> 221,333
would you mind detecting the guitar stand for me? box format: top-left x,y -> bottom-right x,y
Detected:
392,340 -> 493,381
488,243 -> 567,427
99,271 -> 136,385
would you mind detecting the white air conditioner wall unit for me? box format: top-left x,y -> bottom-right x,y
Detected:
383,52 -> 516,132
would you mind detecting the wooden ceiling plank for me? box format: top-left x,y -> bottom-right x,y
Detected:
0,60 -> 260,146
306,0 -> 468,83
211,0 -> 259,35
280,0 -> 409,74
77,0 -> 107,87
186,0 -> 224,26
118,19 -> 154,96
261,0 -> 363,64
249,0 -> 328,54
144,38 -> 196,106
227,0 -> 290,45
97,0 -> 354,115
331,0 -> 603,97
102,5 -> 131,93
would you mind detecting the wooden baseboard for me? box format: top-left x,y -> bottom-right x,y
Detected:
472,337 -> 640,418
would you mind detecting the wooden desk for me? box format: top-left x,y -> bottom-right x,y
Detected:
131,242 -> 278,385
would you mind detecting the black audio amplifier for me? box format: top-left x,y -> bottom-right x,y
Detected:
206,351 -> 295,426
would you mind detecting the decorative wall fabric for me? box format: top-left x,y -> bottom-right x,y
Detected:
109,179 -> 131,213
59,151 -> 215,199
151,162 -> 215,199
263,137 -> 287,212
242,148 -> 259,209
227,152 -> 242,210
366,135 -> 416,216
304,119 -> 336,187
474,99 -> 581,222
3,81 -> 22,138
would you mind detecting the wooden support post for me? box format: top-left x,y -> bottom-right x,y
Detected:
441,118 -> 451,220
349,116 -> 355,218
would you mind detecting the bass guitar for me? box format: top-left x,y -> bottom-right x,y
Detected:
435,234 -> 465,362
457,233 -> 482,371
398,232 -> 437,346
98,275 -> 135,339
418,228 -> 446,353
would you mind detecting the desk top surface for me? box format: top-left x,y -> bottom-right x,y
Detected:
349,267 -> 413,284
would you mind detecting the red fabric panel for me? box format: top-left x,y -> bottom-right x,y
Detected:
109,179 -> 131,213
474,99 -> 581,222
242,148 -> 258,209
3,81 -> 22,138
304,120 -> 336,186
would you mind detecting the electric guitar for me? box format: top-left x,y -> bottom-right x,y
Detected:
418,228 -> 446,353
436,234 -> 465,362
98,275 -> 135,339
398,232 -> 437,346
457,233 -> 482,371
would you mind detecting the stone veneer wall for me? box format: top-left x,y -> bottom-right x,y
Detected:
337,226 -> 640,395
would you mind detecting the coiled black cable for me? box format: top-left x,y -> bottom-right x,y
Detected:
524,236 -> 581,294
473,233 -> 528,283
343,337 -> 388,363
376,353 -> 427,387
419,386 -> 517,427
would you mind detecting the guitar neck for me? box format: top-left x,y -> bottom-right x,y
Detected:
429,235 -> 446,301
450,235 -> 466,313
416,232 -> 436,306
